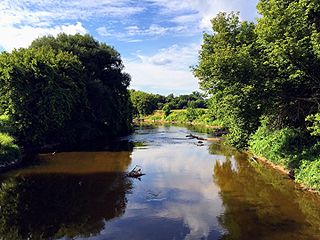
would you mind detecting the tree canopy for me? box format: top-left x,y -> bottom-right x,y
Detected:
194,4 -> 320,148
0,34 -> 132,148
193,12 -> 264,148
129,90 -> 207,118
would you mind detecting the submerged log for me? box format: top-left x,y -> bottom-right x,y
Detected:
127,165 -> 145,178
186,134 -> 206,141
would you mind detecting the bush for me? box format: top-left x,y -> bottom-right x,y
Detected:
249,118 -> 311,168
0,115 -> 10,133
296,158 -> 320,191
249,118 -> 320,190
0,133 -> 20,164
162,104 -> 172,118
306,113 -> 320,137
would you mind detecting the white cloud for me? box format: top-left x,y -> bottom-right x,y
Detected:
97,24 -> 186,42
138,44 -> 200,69
125,24 -> 168,36
171,13 -> 201,24
0,22 -> 87,51
148,0 -> 259,31
124,43 -> 201,94
0,0 -> 143,26
0,0 -> 143,51
96,27 -> 112,37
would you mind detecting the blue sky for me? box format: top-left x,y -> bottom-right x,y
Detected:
0,0 -> 259,95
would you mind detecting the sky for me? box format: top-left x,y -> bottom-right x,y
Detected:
0,0 -> 259,95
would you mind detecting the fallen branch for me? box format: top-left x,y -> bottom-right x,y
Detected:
127,165 -> 145,178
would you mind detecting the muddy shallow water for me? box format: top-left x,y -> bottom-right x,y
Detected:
0,125 -> 320,239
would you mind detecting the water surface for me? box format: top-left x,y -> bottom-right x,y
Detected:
0,125 -> 320,239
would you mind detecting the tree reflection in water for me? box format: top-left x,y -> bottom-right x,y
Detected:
0,151 -> 133,239
213,150 -> 320,240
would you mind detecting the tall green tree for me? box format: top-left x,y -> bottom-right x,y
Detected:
256,0 -> 320,128
129,90 -> 162,116
0,34 -> 132,148
193,12 -> 264,148
0,48 -> 84,146
31,34 -> 132,140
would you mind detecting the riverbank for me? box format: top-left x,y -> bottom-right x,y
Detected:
138,114 -> 320,194
248,122 -> 320,193
138,109 -> 224,128
248,152 -> 320,195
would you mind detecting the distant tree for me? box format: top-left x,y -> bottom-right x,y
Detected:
129,90 -> 161,116
165,91 -> 207,109
162,104 -> 172,118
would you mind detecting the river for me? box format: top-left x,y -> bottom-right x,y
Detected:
0,125 -> 320,239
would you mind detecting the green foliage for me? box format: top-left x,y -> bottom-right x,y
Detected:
249,119 -> 308,168
162,104 -> 172,118
194,12 -> 263,148
129,90 -> 207,117
0,115 -> 10,133
165,110 -> 187,122
144,108 -> 221,127
165,91 -> 207,109
0,47 -> 84,146
249,118 -> 320,190
256,0 -> 320,128
195,2 -> 320,148
296,158 -> 320,191
129,90 -> 163,116
0,133 -> 20,164
0,34 -> 132,148
306,113 -> 320,136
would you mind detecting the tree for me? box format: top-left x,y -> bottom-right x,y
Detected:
162,104 -> 172,118
256,0 -> 320,128
31,34 -> 132,140
193,12 -> 264,148
0,47 -> 85,146
129,90 -> 160,116
0,34 -> 132,148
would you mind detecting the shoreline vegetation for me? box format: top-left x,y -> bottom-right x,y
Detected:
136,109 -> 320,194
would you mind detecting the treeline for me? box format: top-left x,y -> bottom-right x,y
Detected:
193,0 -> 320,189
0,34 -> 132,157
129,90 -> 207,117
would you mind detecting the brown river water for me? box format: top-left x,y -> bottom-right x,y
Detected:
0,125 -> 320,240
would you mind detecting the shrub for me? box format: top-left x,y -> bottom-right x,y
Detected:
0,133 -> 20,164
249,118 -> 310,168
296,158 -> 320,191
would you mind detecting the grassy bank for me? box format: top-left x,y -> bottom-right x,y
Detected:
249,120 -> 320,191
0,115 -> 21,167
142,108 -> 224,127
